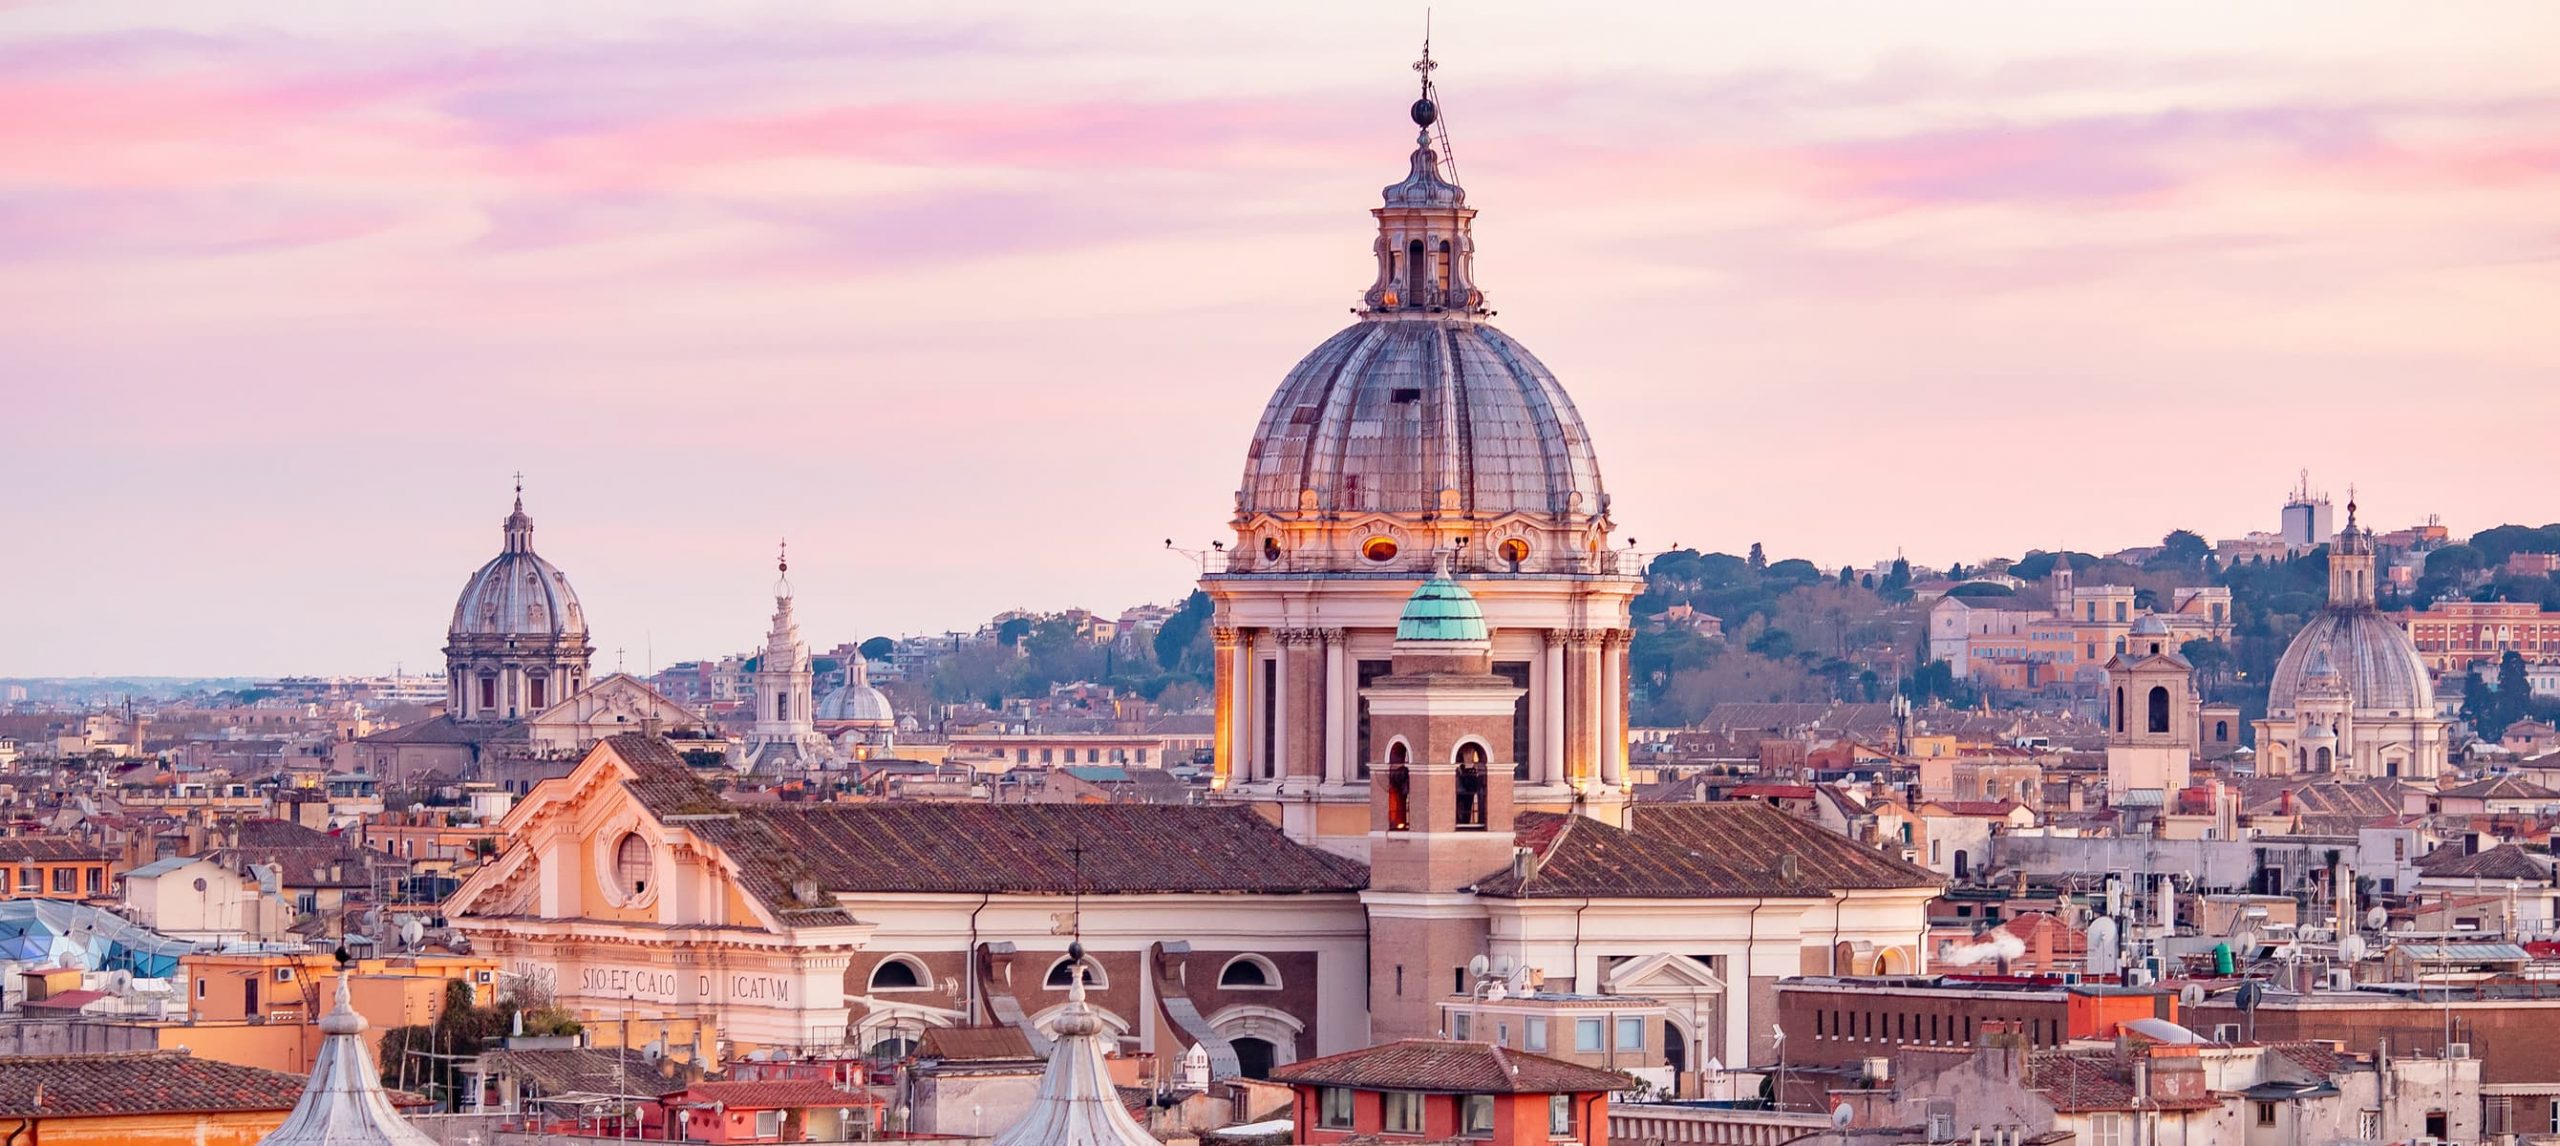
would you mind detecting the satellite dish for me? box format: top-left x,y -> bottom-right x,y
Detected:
2235,981 -> 2262,1011
2181,983 -> 2205,1007
1832,1103 -> 1854,1130
399,918 -> 425,949
2339,935 -> 2368,963
1491,955 -> 1515,977
1468,955 -> 1491,979
2087,917 -> 2121,976
2366,906 -> 2389,931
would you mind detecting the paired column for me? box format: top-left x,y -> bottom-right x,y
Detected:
1599,631 -> 1628,786
1277,629 -> 1327,789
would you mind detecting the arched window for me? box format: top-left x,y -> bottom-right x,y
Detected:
1219,955 -> 1280,990
2114,688 -> 2125,732
1046,955 -> 1105,990
1405,239 -> 1426,307
776,693 -> 789,722
2215,720 -> 2230,742
1436,238 -> 1453,295
1953,851 -> 1969,879
2316,746 -> 2333,770
1455,742 -> 1488,830
870,957 -> 927,992
1386,741 -> 1412,832
2147,686 -> 2171,734
613,833 -> 652,900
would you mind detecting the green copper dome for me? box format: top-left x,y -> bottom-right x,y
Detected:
1397,575 -> 1489,643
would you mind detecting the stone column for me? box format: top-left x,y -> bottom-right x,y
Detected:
1563,630 -> 1604,786
1322,629 -> 1350,785
1278,629 -> 1327,790
1599,631 -> 1628,786
1541,633 -> 1567,786
1214,626 -> 1243,788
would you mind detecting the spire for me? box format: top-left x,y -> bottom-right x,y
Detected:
990,844 -> 1158,1146
502,474 -> 535,554
1361,40 -> 1485,316
255,960 -> 439,1146
775,538 -> 794,601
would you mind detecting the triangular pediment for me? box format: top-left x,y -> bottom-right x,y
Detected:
1604,951 -> 1725,994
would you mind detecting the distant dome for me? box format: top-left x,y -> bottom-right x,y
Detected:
2268,610 -> 2431,716
1239,320 -> 1605,523
2129,615 -> 2171,638
450,497 -> 586,640
817,660 -> 895,726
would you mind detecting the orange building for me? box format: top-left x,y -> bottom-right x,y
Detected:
1275,1040 -> 1634,1145
2396,600 -> 2560,674
0,836 -> 117,900
171,950 -> 502,1073
0,1051 -> 331,1146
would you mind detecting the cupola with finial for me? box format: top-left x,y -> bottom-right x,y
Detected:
1361,39 -> 1486,316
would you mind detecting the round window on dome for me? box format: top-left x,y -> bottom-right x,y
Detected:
1262,537 -> 1281,563
1363,537 -> 1400,563
1498,538 -> 1531,567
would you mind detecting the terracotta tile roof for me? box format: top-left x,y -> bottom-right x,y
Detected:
592,735 -> 1364,905
2440,775 -> 2560,801
1927,800 -> 2024,818
0,837 -> 113,863
663,1080 -> 870,1108
358,715 -> 526,746
2415,842 -> 2551,881
1474,803 -> 1938,899
478,1048 -> 696,1099
21,989 -> 112,1010
745,803 -> 1368,895
916,1026 -> 1038,1062
1270,1039 -> 1636,1095
2027,1051 -> 2217,1113
0,1051 -> 317,1117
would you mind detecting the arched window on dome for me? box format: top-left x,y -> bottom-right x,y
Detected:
1436,239 -> 1452,297
1455,742 -> 1488,831
2147,687 -> 2170,735
1405,239 -> 1426,308
2317,746 -> 2333,771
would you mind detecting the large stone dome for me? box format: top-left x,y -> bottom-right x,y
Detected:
817,659 -> 895,726
449,498 -> 586,640
2267,609 -> 2432,717
1238,318 -> 1605,522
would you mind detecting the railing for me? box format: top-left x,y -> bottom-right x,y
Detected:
1190,546 -> 1658,580
1609,1103 -> 1832,1146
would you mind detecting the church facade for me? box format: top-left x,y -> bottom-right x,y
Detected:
446,56 -> 1940,1087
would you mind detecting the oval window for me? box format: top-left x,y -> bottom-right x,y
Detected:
1262,537 -> 1281,562
1498,538 -> 1530,566
1363,537 -> 1400,563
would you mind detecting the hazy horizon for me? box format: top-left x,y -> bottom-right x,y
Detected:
6,1 -> 2556,676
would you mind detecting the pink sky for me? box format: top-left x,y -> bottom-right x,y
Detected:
3,1 -> 2557,676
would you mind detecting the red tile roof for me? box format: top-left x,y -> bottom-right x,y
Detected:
0,1051 -> 318,1117
662,1080 -> 872,1108
1473,803 -> 1939,899
0,837 -> 113,863
21,989 -> 112,1011
1270,1039 -> 1636,1095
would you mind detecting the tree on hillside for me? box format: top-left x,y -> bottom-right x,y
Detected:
1747,542 -> 1767,571
2150,529 -> 2210,570
858,636 -> 895,661
2426,544 -> 2486,579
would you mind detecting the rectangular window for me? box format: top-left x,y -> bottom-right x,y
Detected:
52,867 -> 75,894
1260,662 -> 1277,778
1355,660 -> 1390,777
1453,1012 -> 1472,1041
15,868 -> 33,893
754,1111 -> 780,1138
2256,1101 -> 2278,1126
2089,1112 -> 2125,1146
1549,1094 -> 1576,1136
1318,1087 -> 1356,1129
85,867 -> 101,895
1617,1016 -> 1643,1051
1575,1017 -> 1604,1052
1461,1094 -> 1495,1135
1527,1017 -> 1549,1052
1382,1091 -> 1425,1134
1495,661 -> 1532,778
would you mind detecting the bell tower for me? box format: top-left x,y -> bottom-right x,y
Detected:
2102,616 -> 2199,801
1361,570 -> 1522,1042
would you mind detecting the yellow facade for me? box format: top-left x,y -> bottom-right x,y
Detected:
22,1109 -> 287,1146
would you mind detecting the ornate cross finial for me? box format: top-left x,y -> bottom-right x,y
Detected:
778,537 -> 790,575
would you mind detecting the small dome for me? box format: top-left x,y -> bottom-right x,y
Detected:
2129,615 -> 2171,638
2269,610 -> 2431,715
450,497 -> 586,640
1397,575 -> 1489,643
817,660 -> 896,726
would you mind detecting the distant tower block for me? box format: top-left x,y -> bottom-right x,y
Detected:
2280,469 -> 2335,553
